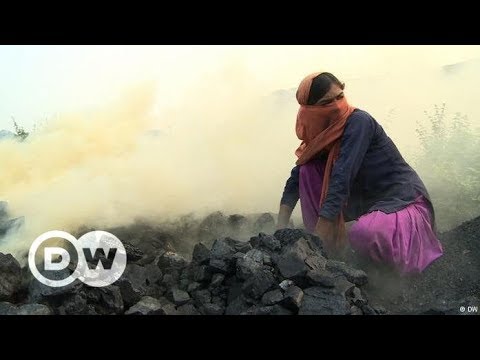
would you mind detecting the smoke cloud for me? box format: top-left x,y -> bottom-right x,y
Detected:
1,46 -> 479,257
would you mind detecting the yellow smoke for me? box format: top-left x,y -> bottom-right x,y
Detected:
0,65 -> 300,258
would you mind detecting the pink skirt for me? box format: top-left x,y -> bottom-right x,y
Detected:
349,197 -> 444,274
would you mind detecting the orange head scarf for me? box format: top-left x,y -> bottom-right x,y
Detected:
295,72 -> 356,251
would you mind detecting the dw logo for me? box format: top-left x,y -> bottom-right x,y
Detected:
28,230 -> 127,288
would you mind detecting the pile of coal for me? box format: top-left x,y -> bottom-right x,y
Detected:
0,224 -> 382,315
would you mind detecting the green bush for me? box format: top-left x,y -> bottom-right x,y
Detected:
413,104 -> 480,231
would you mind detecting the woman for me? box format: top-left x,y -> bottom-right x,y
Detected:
277,72 -> 443,274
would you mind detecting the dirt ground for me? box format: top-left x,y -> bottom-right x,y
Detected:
349,215 -> 480,314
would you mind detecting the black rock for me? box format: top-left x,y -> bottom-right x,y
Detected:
125,296 -> 165,315
6,303 -> 53,315
276,238 -> 327,282
360,304 -> 379,315
259,233 -> 282,252
177,303 -> 201,315
276,229 -> 325,251
179,267 -> 192,280
87,285 -> 124,315
306,270 -> 336,288
201,303 -> 225,315
225,295 -> 251,315
280,285 -> 304,313
118,262 -> 163,308
374,306 -> 387,315
236,249 -> 265,280
28,268 -> 82,303
210,238 -> 237,260
232,252 -> 246,261
263,254 -> 273,266
198,212 -> 228,244
210,285 -> 227,297
123,242 -> 144,262
192,289 -> 211,305
227,281 -> 244,305
350,305 -> 363,315
138,297 -> 177,315
136,254 -> 157,266
192,265 -> 212,283
144,284 -> 166,300
261,289 -> 284,306
273,228 -> 310,247
209,239 -> 237,274
0,301 -> 16,315
0,253 -> 23,301
210,239 -> 236,261
106,222 -> 176,256
348,287 -> 367,307
210,273 -> 225,288
157,252 -> 188,271
145,263 -> 163,285
161,273 -> 178,288
161,302 -> 179,315
250,233 -> 282,253
178,279 -> 191,291
224,238 -> 252,254
242,268 -> 277,300
209,259 -> 234,275
279,279 -> 295,291
211,295 -> 226,307
253,213 -> 276,234
171,288 -> 191,306
249,236 -> 260,248
187,282 -> 201,293
62,292 -> 88,314
117,280 -> 142,308
192,243 -> 210,265
299,287 -> 350,315
243,305 -> 293,315
326,260 -> 368,286
332,276 -> 356,298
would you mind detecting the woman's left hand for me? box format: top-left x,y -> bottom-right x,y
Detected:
314,216 -> 335,247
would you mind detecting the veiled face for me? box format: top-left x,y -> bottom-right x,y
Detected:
311,84 -> 346,125
314,84 -> 345,107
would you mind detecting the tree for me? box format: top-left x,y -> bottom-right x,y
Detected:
11,117 -> 29,141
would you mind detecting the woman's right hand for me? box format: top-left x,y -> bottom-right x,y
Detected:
277,204 -> 293,229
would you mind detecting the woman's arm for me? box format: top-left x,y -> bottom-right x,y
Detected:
277,165 -> 300,228
315,113 -> 376,253
277,204 -> 294,229
319,112 -> 376,221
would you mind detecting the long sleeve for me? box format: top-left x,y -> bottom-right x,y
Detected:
319,113 -> 375,220
280,165 -> 300,208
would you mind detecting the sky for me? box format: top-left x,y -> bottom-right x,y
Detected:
1,45 -> 480,257
2,45 -> 480,131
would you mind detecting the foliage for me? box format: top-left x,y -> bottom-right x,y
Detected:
414,103 -> 480,231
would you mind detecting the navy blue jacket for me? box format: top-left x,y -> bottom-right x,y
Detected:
280,109 -> 434,223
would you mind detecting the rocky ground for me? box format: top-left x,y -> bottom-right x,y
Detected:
0,209 -> 478,315
354,215 -> 480,315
